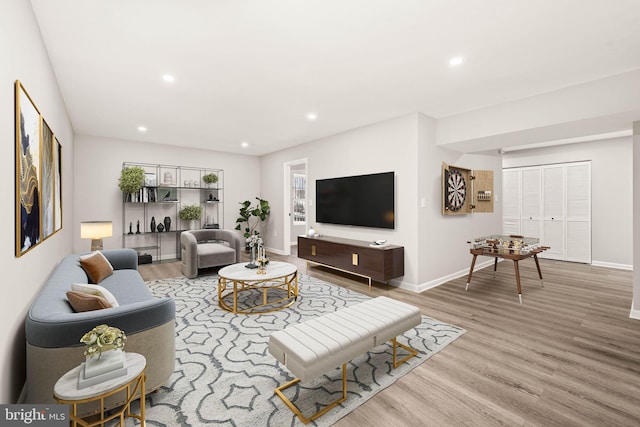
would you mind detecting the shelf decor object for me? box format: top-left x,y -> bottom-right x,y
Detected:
178,204 -> 202,230
202,172 -> 218,187
118,166 -> 145,194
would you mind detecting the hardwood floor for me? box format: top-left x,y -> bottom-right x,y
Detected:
139,253 -> 640,426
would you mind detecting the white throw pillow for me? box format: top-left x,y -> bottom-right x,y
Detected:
71,283 -> 120,307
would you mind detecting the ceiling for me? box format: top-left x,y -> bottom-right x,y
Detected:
30,0 -> 640,156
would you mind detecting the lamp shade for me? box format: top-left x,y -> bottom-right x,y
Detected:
81,221 -> 113,239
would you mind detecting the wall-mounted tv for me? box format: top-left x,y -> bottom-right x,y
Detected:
315,171 -> 395,229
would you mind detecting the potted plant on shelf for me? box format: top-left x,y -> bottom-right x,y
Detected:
178,204 -> 202,230
202,172 -> 218,188
235,198 -> 270,246
118,166 -> 145,201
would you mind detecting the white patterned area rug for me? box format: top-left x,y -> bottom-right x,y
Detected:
126,274 -> 465,426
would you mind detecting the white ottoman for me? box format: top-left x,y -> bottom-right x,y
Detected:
268,296 -> 421,424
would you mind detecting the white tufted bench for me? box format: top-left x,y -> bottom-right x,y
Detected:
268,296 -> 422,424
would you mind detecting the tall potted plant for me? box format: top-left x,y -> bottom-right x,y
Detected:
235,197 -> 270,241
178,204 -> 202,230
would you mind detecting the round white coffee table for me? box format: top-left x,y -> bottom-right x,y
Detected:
218,261 -> 298,314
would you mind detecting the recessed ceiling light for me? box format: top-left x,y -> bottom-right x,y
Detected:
137,126 -> 147,133
241,141 -> 249,148
449,56 -> 464,67
162,74 -> 175,83
306,113 -> 317,121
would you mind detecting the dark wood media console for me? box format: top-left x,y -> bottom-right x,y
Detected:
297,235 -> 404,289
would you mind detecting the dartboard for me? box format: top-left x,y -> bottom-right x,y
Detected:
446,168 -> 466,211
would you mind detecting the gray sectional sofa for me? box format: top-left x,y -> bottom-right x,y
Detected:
25,248 -> 175,407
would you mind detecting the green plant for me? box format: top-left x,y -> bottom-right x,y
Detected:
118,166 -> 145,193
178,204 -> 202,221
202,173 -> 218,185
235,197 -> 270,238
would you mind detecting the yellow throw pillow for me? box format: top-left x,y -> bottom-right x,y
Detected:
66,291 -> 111,312
71,283 -> 120,307
79,251 -> 114,284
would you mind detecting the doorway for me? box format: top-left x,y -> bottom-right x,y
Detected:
283,158 -> 308,256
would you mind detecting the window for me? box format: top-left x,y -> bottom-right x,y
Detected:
292,173 -> 306,224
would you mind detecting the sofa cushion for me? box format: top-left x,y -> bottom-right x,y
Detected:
197,243 -> 236,268
66,291 -> 111,312
99,270 -> 154,304
72,283 -> 119,307
79,251 -> 114,283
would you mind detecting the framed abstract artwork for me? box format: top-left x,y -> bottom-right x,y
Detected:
41,118 -> 54,239
54,137 -> 62,232
15,81 -> 42,256
15,80 -> 63,257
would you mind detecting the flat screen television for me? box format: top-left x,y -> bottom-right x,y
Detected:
315,172 -> 395,229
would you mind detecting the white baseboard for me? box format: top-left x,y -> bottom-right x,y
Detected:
266,246 -> 287,256
415,259 -> 497,293
392,279 -> 421,293
630,300 -> 640,320
340,259 -> 497,293
591,260 -> 633,271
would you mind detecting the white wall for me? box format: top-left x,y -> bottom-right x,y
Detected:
632,122 -> 640,318
261,113 -> 503,291
436,69 -> 640,152
74,135 -> 260,253
260,114 -> 420,286
418,114 -> 503,290
502,137 -> 633,268
1,0 -> 75,403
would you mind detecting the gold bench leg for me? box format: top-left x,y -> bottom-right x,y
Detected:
391,337 -> 418,368
274,363 -> 347,425
274,338 -> 417,423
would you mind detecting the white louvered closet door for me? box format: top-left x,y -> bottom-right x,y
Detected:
566,162 -> 591,263
521,167 -> 541,239
502,162 -> 591,263
502,168 -> 521,235
542,165 -> 566,259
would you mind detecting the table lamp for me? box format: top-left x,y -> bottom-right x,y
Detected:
81,221 -> 113,251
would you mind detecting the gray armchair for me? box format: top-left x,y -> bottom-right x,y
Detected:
181,229 -> 242,278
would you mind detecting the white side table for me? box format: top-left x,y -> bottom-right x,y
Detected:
54,352 -> 146,427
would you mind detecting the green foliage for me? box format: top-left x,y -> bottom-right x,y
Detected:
118,166 -> 145,194
202,173 -> 218,184
178,204 -> 202,221
235,197 -> 271,238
